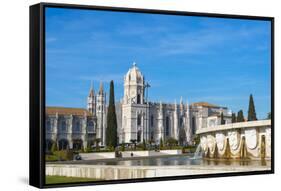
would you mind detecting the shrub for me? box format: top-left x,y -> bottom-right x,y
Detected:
142,139 -> 146,150
85,146 -> 93,153
53,150 -> 74,161
107,146 -> 115,152
45,154 -> 59,162
121,143 -> 125,151
160,138 -> 164,150
165,137 -> 178,148
50,142 -> 58,154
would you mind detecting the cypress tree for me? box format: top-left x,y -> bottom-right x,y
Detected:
220,112 -> 225,124
231,113 -> 236,123
106,80 -> 118,148
247,94 -> 257,121
237,110 -> 245,122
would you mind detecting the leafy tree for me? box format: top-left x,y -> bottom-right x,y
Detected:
237,110 -> 245,122
106,80 -> 118,148
247,94 -> 257,121
231,113 -> 236,123
220,112 -> 225,124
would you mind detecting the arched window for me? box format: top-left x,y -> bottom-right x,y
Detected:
60,120 -> 67,132
180,117 -> 183,127
137,94 -> 141,104
58,139 -> 68,150
166,116 -> 170,136
74,120 -> 81,132
137,130 -> 141,142
192,117 -> 196,135
137,114 -> 141,126
46,120 -> 51,132
150,115 -> 154,127
45,139 -> 53,151
87,121 -> 94,132
150,131 -> 154,141
73,139 -> 83,150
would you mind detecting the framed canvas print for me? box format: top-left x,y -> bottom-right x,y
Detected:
29,2 -> 274,188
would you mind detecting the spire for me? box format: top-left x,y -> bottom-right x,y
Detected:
89,80 -> 94,97
174,99 -> 177,109
180,96 -> 184,111
132,61 -> 137,67
186,99 -> 190,115
99,81 -> 104,94
186,99 -> 189,108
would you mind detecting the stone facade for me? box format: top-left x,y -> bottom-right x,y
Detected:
45,82 -> 106,151
46,62 -> 234,149
117,63 -> 232,144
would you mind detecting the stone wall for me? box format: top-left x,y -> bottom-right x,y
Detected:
46,164 -> 270,180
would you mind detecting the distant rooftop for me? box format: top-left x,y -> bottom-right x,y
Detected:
191,102 -> 227,109
46,106 -> 91,116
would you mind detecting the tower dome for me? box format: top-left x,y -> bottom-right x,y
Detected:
123,62 -> 145,104
124,62 -> 144,85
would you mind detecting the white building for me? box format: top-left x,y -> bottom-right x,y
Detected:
116,63 -> 232,145
45,62 -> 232,150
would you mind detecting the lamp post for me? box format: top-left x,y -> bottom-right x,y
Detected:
144,82 -> 151,141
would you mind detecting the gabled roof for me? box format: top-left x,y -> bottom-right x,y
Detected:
46,107 -> 91,116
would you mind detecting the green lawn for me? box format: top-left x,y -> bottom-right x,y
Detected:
46,175 -> 100,184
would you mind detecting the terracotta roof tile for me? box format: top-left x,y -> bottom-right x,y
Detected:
46,107 -> 91,116
191,102 -> 226,108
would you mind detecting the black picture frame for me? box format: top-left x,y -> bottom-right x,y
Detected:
30,2 -> 275,188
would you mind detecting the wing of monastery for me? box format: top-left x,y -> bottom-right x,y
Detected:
46,63 -> 233,150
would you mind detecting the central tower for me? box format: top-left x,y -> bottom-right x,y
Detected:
121,62 -> 148,143
123,62 -> 145,105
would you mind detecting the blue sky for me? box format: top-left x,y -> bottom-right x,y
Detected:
45,7 -> 271,119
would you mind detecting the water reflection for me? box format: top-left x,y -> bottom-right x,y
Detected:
81,155 -> 270,167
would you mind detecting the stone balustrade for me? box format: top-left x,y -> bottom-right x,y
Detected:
196,120 -> 271,159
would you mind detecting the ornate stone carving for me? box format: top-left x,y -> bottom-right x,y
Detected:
228,131 -> 240,151
215,133 -> 225,151
200,136 -> 207,151
245,128 -> 257,149
207,135 -> 215,152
